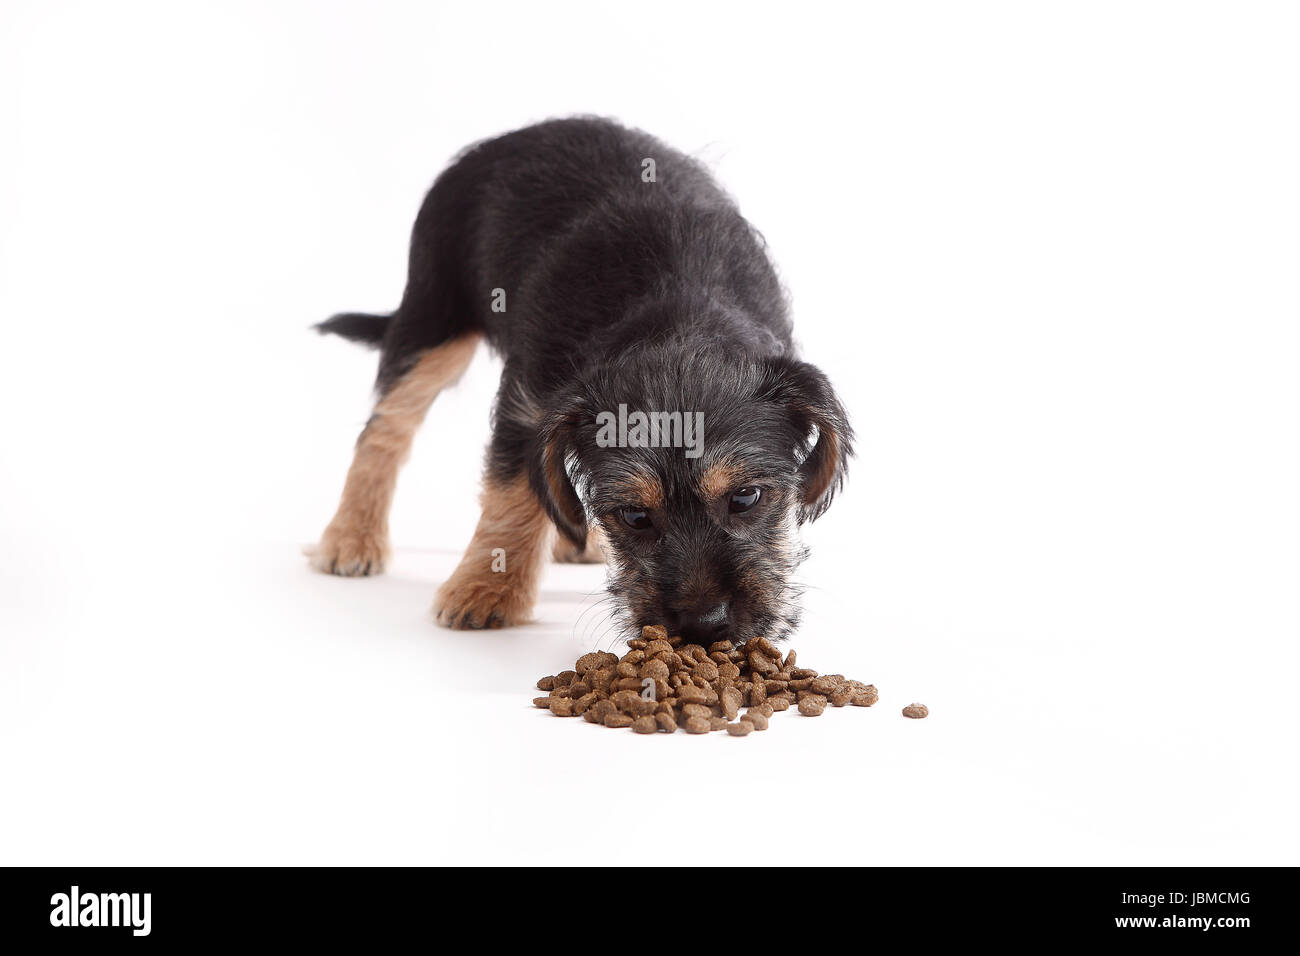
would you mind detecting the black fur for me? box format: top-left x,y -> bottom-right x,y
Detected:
315,311 -> 389,347
320,117 -> 852,642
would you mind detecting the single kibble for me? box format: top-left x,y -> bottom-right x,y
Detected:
604,712 -> 635,728
549,697 -> 576,717
694,659 -> 720,681
720,686 -> 743,720
631,715 -> 658,734
655,711 -> 678,733
742,711 -> 769,731
575,651 -> 617,675
726,720 -> 754,736
641,659 -> 670,682
642,624 -> 669,642
902,703 -> 929,719
852,685 -> 879,707
536,676 -> 556,691
767,697 -> 791,712
797,695 -> 827,717
684,716 -> 711,734
532,697 -> 552,708
709,717 -> 730,732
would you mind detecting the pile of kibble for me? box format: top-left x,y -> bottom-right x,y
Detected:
532,625 -> 914,736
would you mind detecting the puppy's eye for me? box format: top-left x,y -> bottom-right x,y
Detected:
619,507 -> 653,530
730,487 -> 761,513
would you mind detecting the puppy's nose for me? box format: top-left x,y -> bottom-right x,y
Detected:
669,602 -> 730,644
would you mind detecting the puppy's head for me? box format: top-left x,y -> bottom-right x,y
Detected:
530,347 -> 852,644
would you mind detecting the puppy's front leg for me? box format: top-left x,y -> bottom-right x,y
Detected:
434,473 -> 555,629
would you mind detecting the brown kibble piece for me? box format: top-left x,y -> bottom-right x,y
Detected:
902,703 -> 929,719
575,651 -> 617,675
631,715 -> 658,734
684,716 -> 711,734
742,711 -> 769,731
549,697 -> 576,717
641,659 -> 670,682
693,659 -> 720,682
852,685 -> 879,707
747,636 -> 782,659
797,695 -> 827,716
720,686 -> 743,720
604,712 -> 634,728
642,624 -> 669,641
678,685 -> 709,705
532,697 -> 552,708
810,676 -> 841,695
709,717 -> 730,731
536,676 -> 555,691
726,720 -> 754,736
767,697 -> 790,712
656,711 -> 678,733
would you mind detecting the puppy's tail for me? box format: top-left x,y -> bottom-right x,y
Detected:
314,312 -> 390,348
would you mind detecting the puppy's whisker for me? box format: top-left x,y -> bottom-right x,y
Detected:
570,591 -> 615,640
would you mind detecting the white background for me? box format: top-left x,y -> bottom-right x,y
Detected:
2,1 -> 1297,865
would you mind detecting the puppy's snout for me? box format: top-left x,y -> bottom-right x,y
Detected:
667,601 -> 731,644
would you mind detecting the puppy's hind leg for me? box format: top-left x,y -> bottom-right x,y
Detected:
310,332 -> 480,576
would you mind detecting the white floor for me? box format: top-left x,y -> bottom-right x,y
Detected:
3,500 -> 1295,865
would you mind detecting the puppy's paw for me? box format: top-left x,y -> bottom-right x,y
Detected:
308,523 -> 389,577
551,527 -> 607,564
434,569 -> 534,629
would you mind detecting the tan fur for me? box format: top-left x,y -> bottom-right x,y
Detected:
435,474 -> 555,628
699,459 -> 745,500
551,524 -> 608,563
310,333 -> 481,576
804,428 -> 841,507
611,472 -> 665,510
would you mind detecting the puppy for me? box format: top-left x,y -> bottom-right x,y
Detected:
311,117 -> 852,643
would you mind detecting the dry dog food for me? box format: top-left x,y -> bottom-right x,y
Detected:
532,625 -> 890,736
902,703 -> 929,719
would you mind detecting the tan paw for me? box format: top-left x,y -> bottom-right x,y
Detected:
308,523 -> 389,576
433,569 -> 535,629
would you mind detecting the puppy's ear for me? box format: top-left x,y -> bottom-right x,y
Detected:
528,404 -> 589,548
766,358 -> 854,522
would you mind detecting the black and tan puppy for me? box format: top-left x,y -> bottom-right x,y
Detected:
311,117 -> 852,643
